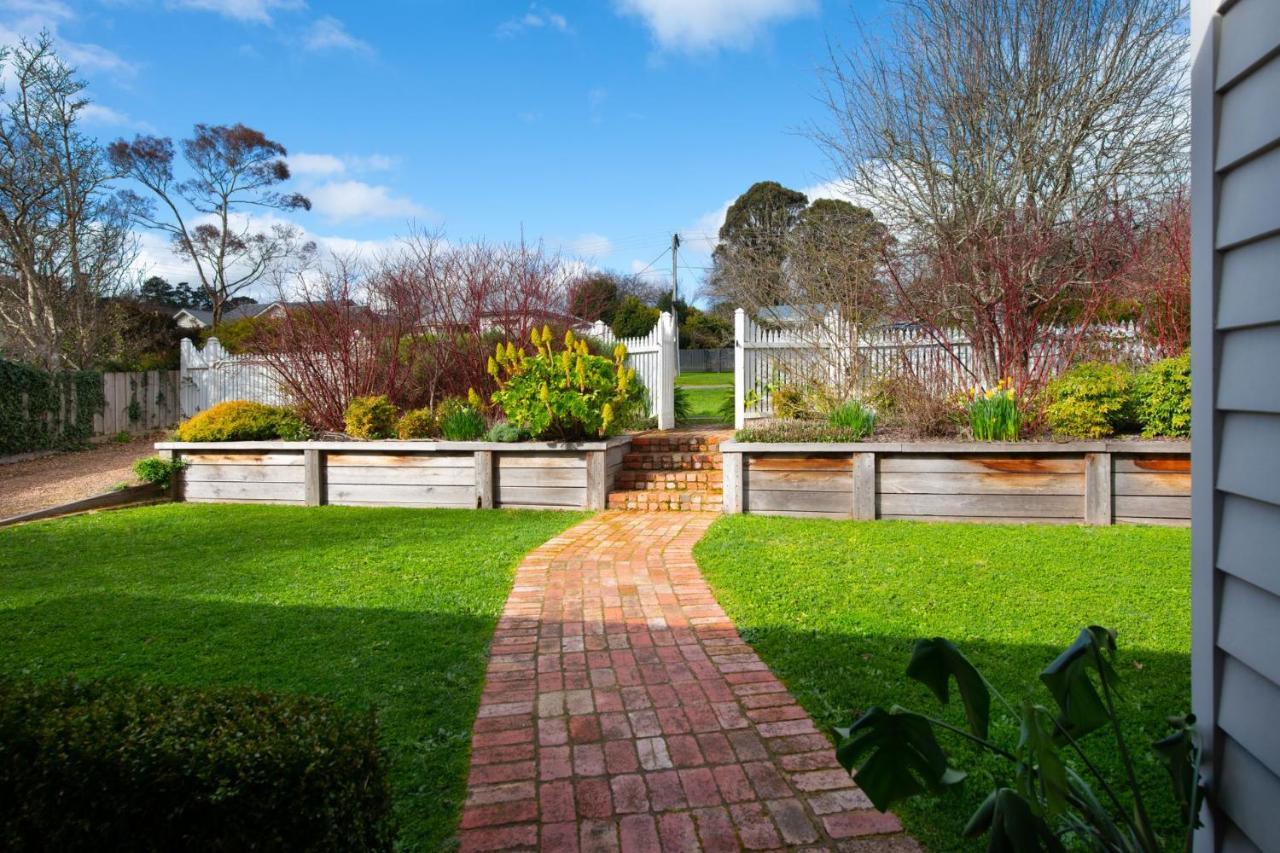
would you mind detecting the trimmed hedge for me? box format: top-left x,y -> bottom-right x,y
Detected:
0,676 -> 395,851
175,400 -> 310,442
0,359 -> 103,455
1134,353 -> 1191,438
1042,361 -> 1135,438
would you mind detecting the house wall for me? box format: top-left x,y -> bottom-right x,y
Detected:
1191,2 -> 1280,850
721,441 -> 1190,526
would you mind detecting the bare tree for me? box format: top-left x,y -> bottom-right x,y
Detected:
0,35 -> 136,369
815,0 -> 1189,387
109,123 -> 313,327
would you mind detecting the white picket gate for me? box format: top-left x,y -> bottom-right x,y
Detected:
179,338 -> 290,419
732,309 -> 1153,428
587,311 -> 678,430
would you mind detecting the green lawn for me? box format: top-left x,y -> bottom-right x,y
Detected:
693,516 -> 1191,852
676,370 -> 733,387
0,503 -> 587,851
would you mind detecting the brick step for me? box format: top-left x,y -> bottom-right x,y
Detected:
630,434 -> 725,455
615,470 -> 723,490
606,489 -> 723,512
622,452 -> 722,472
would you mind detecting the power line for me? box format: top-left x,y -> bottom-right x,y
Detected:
631,245 -> 671,277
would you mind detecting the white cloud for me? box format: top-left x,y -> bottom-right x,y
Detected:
613,0 -> 816,52
302,16 -> 372,55
306,180 -> 430,223
566,233 -> 614,258
79,102 -> 154,131
497,4 -> 571,38
287,152 -> 398,177
0,4 -> 136,80
166,0 -> 305,24
287,152 -> 347,176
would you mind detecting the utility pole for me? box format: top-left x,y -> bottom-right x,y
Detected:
670,233 -> 680,305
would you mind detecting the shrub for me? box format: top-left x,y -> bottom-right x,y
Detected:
828,400 -> 877,439
673,385 -> 692,424
965,380 -> 1021,441
485,327 -> 647,440
736,420 -> 877,443
0,676 -> 395,851
484,421 -> 526,442
112,430 -> 132,444
867,375 -> 958,438
175,401 -> 311,442
344,395 -> 398,440
1043,362 -> 1135,438
1133,353 -> 1191,437
395,406 -> 438,439
438,398 -> 486,441
771,380 -> 839,420
132,456 -> 186,489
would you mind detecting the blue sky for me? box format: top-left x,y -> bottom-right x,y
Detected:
2,0 -> 886,300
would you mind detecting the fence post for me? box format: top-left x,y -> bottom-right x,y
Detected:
722,450 -> 743,514
734,309 -> 746,430
656,311 -> 676,431
852,452 -> 876,520
585,449 -> 607,509
474,450 -> 494,509
304,448 -> 325,506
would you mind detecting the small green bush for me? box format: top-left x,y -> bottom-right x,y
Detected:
175,401 -> 311,442
0,676 -> 395,851
112,430 -> 132,444
344,395 -> 398,440
395,406 -> 438,439
827,400 -> 877,439
673,385 -> 691,424
1133,352 -> 1191,437
770,381 -> 839,420
132,455 -> 186,489
736,420 -> 877,443
1043,362 -> 1135,438
485,328 -> 646,440
438,398 -> 486,441
484,421 -> 526,442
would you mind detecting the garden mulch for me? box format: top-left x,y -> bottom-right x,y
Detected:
457,511 -> 917,852
0,435 -> 160,520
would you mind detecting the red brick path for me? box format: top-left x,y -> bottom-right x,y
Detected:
458,512 -> 917,852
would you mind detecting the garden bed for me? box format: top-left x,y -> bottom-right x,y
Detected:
155,436 -> 632,511
720,439 -> 1190,525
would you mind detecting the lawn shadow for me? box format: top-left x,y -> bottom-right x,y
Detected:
730,621 -> 1192,853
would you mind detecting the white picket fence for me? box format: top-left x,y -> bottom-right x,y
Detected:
179,338 -> 290,419
732,309 -> 1153,428
181,315 -> 681,430
587,311 -> 678,430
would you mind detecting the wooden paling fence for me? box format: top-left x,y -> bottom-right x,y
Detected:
732,309 -> 1153,428
179,338 -> 291,420
95,370 -> 181,436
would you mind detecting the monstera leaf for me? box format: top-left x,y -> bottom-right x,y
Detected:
963,788 -> 1066,853
834,706 -> 966,811
1040,626 -> 1119,741
907,637 -> 992,739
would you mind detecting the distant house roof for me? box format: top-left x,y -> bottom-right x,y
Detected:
173,301 -> 312,329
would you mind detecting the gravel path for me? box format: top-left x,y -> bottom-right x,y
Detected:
0,435 -> 162,520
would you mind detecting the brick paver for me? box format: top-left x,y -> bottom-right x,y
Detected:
458,512 -> 917,852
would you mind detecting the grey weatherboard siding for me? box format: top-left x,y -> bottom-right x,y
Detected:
1192,2 -> 1280,851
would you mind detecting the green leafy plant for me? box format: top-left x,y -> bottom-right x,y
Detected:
828,400 -> 877,438
132,455 -> 186,489
965,379 -> 1021,441
126,397 -> 142,423
437,398 -> 486,441
484,327 -> 646,440
771,380 -> 839,420
112,430 -> 132,444
673,385 -> 692,424
175,401 -> 311,442
1133,354 -> 1190,438
834,627 -> 1203,852
0,359 -> 104,454
395,406 -> 438,439
484,421 -> 527,442
344,395 -> 398,440
1043,362 -> 1136,438
0,675 -> 395,851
